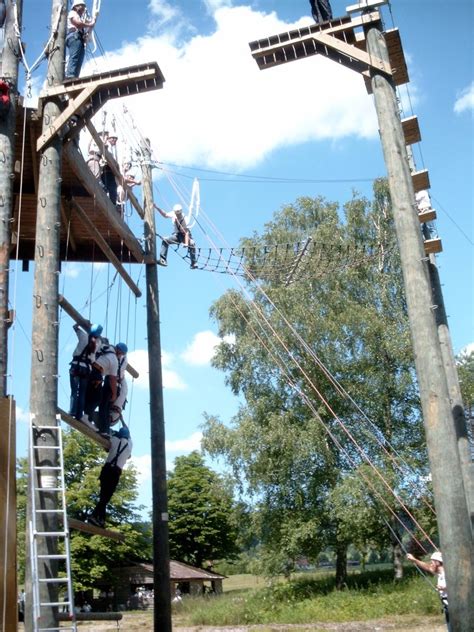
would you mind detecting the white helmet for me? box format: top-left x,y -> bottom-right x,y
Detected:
173,203 -> 183,213
430,551 -> 443,563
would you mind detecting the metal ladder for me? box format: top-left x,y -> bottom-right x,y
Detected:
29,415 -> 77,632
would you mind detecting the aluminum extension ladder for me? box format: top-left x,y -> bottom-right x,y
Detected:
29,416 -> 77,632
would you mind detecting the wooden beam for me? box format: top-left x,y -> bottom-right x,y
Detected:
313,30 -> 391,74
0,397 -> 17,632
424,238 -> 443,255
58,297 -> 140,379
29,119 -> 39,194
86,121 -> 145,220
58,407 -> 110,449
68,517 -> 125,542
346,0 -> 388,14
70,198 -> 142,297
36,84 -> 96,152
63,142 -> 146,264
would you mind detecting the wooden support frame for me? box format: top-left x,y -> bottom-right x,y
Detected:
58,296 -> 139,379
0,397 -> 16,632
68,517 -> 125,542
86,121 -> 144,220
346,0 -> 388,14
63,142 -> 147,264
69,198 -> 142,297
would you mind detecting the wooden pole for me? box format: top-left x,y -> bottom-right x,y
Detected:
364,19 -> 474,631
141,140 -> 172,632
0,397 -> 16,632
25,2 -> 67,630
0,0 -> 22,397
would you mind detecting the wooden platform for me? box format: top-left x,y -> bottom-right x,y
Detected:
424,238 -> 443,255
418,209 -> 436,223
68,517 -> 125,542
10,62 -> 165,266
412,169 -> 431,193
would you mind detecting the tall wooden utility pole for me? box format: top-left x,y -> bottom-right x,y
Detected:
247,1 -> 473,628
141,141 -> 172,632
423,226 -> 474,529
0,3 -> 23,631
25,1 -> 67,631
0,0 -> 22,395
364,18 -> 474,632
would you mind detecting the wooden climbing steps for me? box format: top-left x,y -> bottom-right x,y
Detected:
68,518 -> 125,543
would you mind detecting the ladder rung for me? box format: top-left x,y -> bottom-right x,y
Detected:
34,487 -> 63,492
39,601 -> 67,607
36,509 -> 64,514
34,445 -> 61,450
34,426 -> 61,430
34,466 -> 62,471
39,577 -> 69,583
35,531 -> 68,537
37,554 -> 67,559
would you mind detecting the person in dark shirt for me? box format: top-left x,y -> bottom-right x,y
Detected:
309,0 -> 333,23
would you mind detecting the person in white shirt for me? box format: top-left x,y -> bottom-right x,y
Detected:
65,1 -> 98,79
88,425 -> 133,528
109,343 -> 128,427
406,551 -> 451,631
155,203 -> 197,269
84,343 -> 119,436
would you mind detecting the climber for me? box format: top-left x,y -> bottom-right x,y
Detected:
65,1 -> 99,79
155,203 -> 198,269
69,323 -> 102,421
309,0 -> 333,23
87,424 -> 133,528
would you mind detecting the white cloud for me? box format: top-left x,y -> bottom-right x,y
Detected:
459,342 -> 474,357
147,0 -> 180,28
127,454 -> 152,484
15,406 -> 30,424
85,5 -> 377,172
204,0 -> 233,13
181,330 -> 234,366
128,348 -> 187,390
166,431 -> 203,453
454,82 -> 474,114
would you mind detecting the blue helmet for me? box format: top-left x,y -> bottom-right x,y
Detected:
117,426 -> 130,439
115,342 -> 128,355
90,323 -> 103,336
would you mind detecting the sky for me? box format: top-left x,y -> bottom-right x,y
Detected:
8,0 -> 474,515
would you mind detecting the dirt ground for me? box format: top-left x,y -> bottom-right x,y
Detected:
57,613 -> 446,632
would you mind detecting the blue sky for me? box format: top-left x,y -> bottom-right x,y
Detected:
9,0 -> 473,513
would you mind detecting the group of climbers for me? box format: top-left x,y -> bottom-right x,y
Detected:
69,322 -> 132,528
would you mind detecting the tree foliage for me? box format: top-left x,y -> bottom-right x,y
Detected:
202,181 -> 428,580
167,451 -> 239,568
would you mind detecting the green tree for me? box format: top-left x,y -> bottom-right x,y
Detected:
167,451 -> 239,568
203,181 -> 427,584
17,430 -> 152,592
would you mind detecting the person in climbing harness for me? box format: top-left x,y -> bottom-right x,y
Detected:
86,130 -> 108,180
406,551 -> 451,632
69,323 -> 102,420
87,424 -> 133,528
116,162 -> 141,217
309,0 -> 333,23
108,342 -> 128,427
155,203 -> 198,269
65,1 -> 98,79
84,342 -> 119,437
100,134 -> 119,205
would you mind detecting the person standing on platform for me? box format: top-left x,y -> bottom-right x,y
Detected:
101,134 -> 118,205
69,323 -> 102,421
84,343 -> 119,437
88,425 -> 133,528
155,203 -> 198,269
309,0 -> 333,23
65,2 -> 98,79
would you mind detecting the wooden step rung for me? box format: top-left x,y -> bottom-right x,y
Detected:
412,169 -> 430,193
418,209 -> 436,223
424,238 -> 442,255
68,517 -> 125,542
402,115 -> 421,145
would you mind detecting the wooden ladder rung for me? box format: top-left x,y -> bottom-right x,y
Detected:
412,169 -> 430,193
418,209 -> 436,223
424,238 -> 442,255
